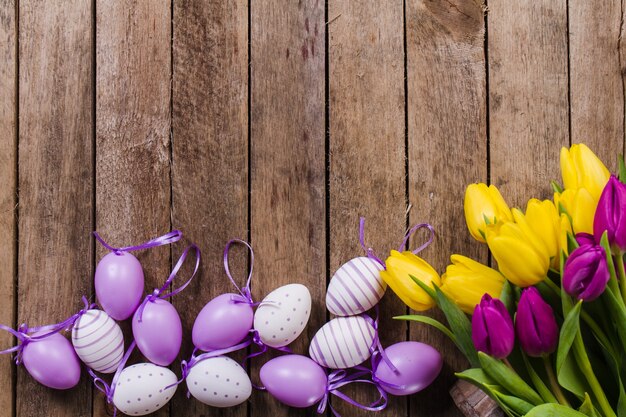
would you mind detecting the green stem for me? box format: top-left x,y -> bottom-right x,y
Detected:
542,356 -> 569,406
573,332 -> 616,417
615,251 -> 626,305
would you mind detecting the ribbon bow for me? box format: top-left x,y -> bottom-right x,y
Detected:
223,239 -> 256,305
0,296 -> 96,365
317,369 -> 388,417
90,341 -> 137,417
93,230 -> 183,255
136,244 -> 201,322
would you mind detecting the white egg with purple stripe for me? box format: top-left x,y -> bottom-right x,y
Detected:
326,257 -> 386,316
71,309 -> 124,373
254,283 -> 311,348
186,356 -> 252,407
113,363 -> 177,416
309,315 -> 375,369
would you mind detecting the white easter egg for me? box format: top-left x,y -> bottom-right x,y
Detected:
309,315 -> 375,369
326,257 -> 386,316
253,283 -> 311,348
186,356 -> 252,407
72,309 -> 124,373
113,363 -> 177,416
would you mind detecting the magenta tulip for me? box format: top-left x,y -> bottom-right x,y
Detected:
563,244 -> 609,301
471,294 -> 514,359
515,287 -> 558,357
594,175 -> 626,250
576,233 -> 595,247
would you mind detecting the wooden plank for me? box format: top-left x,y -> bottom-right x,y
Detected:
488,0 -> 569,206
327,1 -> 406,416
569,0 -> 624,167
171,0 -> 248,415
0,2 -> 16,416
17,1 -> 93,416
249,0 -> 325,415
95,1 -> 171,416
406,1 -> 487,416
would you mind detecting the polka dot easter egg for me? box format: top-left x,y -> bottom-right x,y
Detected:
113,363 -> 177,416
72,309 -> 124,373
253,284 -> 311,348
309,315 -> 375,369
186,356 -> 252,407
326,256 -> 386,316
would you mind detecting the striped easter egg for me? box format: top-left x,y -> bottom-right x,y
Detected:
72,309 -> 124,373
309,316 -> 375,369
326,256 -> 386,316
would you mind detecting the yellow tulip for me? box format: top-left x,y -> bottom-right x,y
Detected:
440,254 -> 505,314
380,250 -> 440,311
485,209 -> 550,287
464,183 -> 513,243
554,188 -> 595,234
559,212 -> 573,257
524,199 -> 567,269
560,144 -> 610,202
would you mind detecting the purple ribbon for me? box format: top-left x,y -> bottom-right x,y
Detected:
0,296 -> 96,365
90,341 -> 137,417
359,218 -> 385,267
316,369 -> 388,417
136,244 -> 201,322
362,306 -> 398,374
93,230 -> 183,256
223,239 -> 256,305
245,329 -> 292,363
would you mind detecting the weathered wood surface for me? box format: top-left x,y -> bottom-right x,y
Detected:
0,1 -> 623,416
17,1 -> 94,416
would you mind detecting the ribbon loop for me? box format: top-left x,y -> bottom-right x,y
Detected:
93,230 -> 183,255
398,222 -> 435,255
136,244 -> 201,322
358,217 -> 385,267
361,307 -> 398,374
317,368 -> 389,417
223,239 -> 255,304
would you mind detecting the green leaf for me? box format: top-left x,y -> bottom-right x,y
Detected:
579,393 -> 600,417
556,301 -> 586,400
500,280 -> 516,317
456,369 -> 521,417
521,353 -> 557,404
394,315 -> 456,342
551,180 -> 564,194
567,231 -> 580,255
600,289 -> 626,352
478,352 -> 543,406
600,231 -> 622,298
411,276 -> 480,367
495,391 -> 535,415
619,155 -> 626,184
524,404 -> 590,417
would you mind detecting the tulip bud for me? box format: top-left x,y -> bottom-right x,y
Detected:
464,183 -> 513,243
560,144 -> 610,202
440,255 -> 505,314
594,175 -> 626,251
562,244 -> 610,301
575,233 -> 595,247
554,188 -> 595,235
471,294 -> 514,359
515,287 -> 558,357
381,250 -> 440,311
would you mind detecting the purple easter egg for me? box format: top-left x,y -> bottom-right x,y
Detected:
132,299 -> 182,366
95,251 -> 145,320
192,293 -> 253,351
260,354 -> 327,408
22,332 -> 81,390
373,341 -> 442,396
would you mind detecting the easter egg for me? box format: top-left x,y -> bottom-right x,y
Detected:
95,251 -> 145,320
112,363 -> 177,416
132,299 -> 182,366
186,356 -> 252,407
309,315 -> 375,369
260,355 -> 327,408
326,257 -> 386,316
192,293 -> 253,351
72,309 -> 124,373
373,341 -> 442,396
253,284 -> 311,348
22,331 -> 81,389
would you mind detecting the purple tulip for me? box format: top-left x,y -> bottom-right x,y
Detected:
576,233 -> 596,247
563,244 -> 610,301
472,294 -> 514,359
594,175 -> 626,251
515,287 -> 558,357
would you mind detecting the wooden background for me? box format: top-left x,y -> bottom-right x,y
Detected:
0,0 -> 623,416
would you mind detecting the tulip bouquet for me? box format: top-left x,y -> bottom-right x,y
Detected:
383,144 -> 626,417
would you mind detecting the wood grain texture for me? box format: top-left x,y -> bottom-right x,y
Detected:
17,1 -> 93,416
406,0 -> 487,416
171,0 -> 248,415
569,0 -> 625,167
0,2 -> 15,416
488,0 -> 569,205
249,0 -> 325,415
328,1 -> 406,416
95,1 -> 171,416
